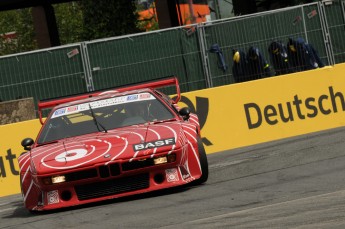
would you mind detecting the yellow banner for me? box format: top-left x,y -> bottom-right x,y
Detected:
0,120 -> 41,197
179,64 -> 345,153
2,63 -> 345,196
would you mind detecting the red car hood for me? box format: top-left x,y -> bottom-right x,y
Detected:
31,122 -> 186,175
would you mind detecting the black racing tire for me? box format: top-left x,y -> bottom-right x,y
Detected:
192,137 -> 209,185
19,174 -> 24,195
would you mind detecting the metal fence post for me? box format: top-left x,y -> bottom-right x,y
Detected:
197,24 -> 213,88
80,42 -> 94,92
301,5 -> 309,43
341,0 -> 345,28
318,1 -> 335,66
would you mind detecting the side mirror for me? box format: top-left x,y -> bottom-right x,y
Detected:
179,107 -> 190,120
21,138 -> 34,151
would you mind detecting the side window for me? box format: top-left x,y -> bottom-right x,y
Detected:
154,90 -> 179,114
148,100 -> 174,121
38,117 -> 68,143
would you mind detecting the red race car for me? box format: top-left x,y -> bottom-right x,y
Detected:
19,77 -> 208,211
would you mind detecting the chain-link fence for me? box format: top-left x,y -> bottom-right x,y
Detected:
323,0 -> 345,64
0,1 -> 344,116
201,3 -> 333,86
84,27 -> 207,94
0,44 -> 87,106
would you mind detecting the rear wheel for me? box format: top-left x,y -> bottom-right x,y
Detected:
192,137 -> 208,185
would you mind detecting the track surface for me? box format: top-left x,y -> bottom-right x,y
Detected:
2,126 -> 345,228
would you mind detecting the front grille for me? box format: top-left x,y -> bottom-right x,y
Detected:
122,159 -> 154,171
98,163 -> 120,178
109,163 -> 121,176
65,168 -> 98,182
99,165 -> 110,178
75,173 -> 150,201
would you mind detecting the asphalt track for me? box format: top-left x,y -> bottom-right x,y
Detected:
1,126 -> 345,228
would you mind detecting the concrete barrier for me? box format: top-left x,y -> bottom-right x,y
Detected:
0,98 -> 36,125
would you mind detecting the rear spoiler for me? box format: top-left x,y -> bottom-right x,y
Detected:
38,76 -> 181,125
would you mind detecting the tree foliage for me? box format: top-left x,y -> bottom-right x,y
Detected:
53,2 -> 84,45
80,0 -> 141,41
234,0 -> 317,15
0,1 -> 142,56
0,0 -> 313,56
256,0 -> 316,11
0,9 -> 37,56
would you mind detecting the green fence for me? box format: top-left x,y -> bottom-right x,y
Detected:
0,1 -> 344,116
324,1 -> 345,64
0,44 -> 87,107
86,28 -> 206,93
202,3 -> 330,87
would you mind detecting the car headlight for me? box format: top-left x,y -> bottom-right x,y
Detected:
153,154 -> 176,165
153,156 -> 168,165
52,175 -> 66,184
42,175 -> 66,185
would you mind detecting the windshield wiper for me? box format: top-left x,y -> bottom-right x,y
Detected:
89,103 -> 108,133
153,118 -> 177,124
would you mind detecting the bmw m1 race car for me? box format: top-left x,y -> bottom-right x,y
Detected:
19,77 -> 208,211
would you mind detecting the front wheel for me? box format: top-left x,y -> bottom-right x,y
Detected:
192,137 -> 209,185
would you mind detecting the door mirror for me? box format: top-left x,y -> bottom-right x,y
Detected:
179,107 -> 190,120
21,138 -> 34,151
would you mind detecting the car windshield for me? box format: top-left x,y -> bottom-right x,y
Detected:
37,92 -> 175,144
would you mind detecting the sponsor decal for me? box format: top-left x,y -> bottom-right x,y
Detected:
54,109 -> 65,116
139,93 -> 151,99
244,86 -> 345,129
90,97 -> 123,108
47,190 -> 60,205
127,95 -> 138,101
87,97 -> 124,110
307,9 -> 317,19
67,106 -> 78,112
67,48 -> 79,58
133,138 -> 175,151
166,168 -> 179,182
52,94 -> 156,119
293,15 -> 302,25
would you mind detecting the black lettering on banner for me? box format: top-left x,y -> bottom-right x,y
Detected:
278,103 -> 294,122
318,94 -> 331,115
330,86 -> 345,113
244,86 -> 345,130
0,149 -> 20,178
6,149 -> 19,176
293,95 -> 305,120
244,103 -> 262,129
305,98 -> 318,118
173,95 -> 213,146
264,105 -> 278,125
0,156 -> 6,177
